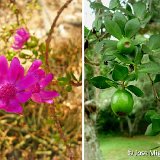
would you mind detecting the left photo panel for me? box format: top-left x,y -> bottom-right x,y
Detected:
0,0 -> 82,159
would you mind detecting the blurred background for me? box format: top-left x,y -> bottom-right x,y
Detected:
0,0 -> 82,159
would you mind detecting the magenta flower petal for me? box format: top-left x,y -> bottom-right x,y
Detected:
16,91 -> 31,103
12,28 -> 30,50
34,69 -> 45,80
0,56 -> 8,79
40,73 -> 53,88
0,56 -> 39,114
28,60 -> 42,73
44,99 -> 54,104
26,59 -> 59,104
17,28 -> 27,35
40,90 -> 59,99
31,93 -> 42,103
12,45 -> 22,50
8,57 -> 24,83
18,74 -> 37,90
0,100 -> 6,109
15,35 -> 23,42
5,99 -> 23,114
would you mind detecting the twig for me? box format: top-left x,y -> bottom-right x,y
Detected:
9,0 -> 26,26
50,105 -> 74,160
45,0 -> 73,72
84,57 -> 100,66
147,73 -> 160,101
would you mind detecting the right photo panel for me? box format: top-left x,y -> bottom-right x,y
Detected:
84,0 -> 160,160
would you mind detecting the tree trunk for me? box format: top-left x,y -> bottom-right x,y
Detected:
84,114 -> 103,160
126,116 -> 133,137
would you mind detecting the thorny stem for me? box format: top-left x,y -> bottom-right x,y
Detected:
50,105 -> 74,160
147,73 -> 160,101
44,1 -> 75,159
45,0 -> 73,72
10,0 -> 22,26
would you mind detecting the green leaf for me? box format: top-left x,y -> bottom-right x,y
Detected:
58,77 -> 69,86
125,18 -> 140,38
85,64 -> 94,80
145,110 -> 157,123
133,2 -> 146,19
65,85 -> 72,92
103,40 -> 118,49
134,46 -> 143,64
90,2 -> 109,10
141,12 -> 152,26
94,41 -> 104,54
125,73 -> 137,82
105,19 -> 122,39
90,76 -> 112,89
32,50 -> 38,57
145,124 -> 159,136
102,52 -> 115,61
109,0 -> 120,9
84,27 -> 90,38
149,55 -> 160,63
112,64 -> 129,81
151,114 -> 160,133
127,85 -> 144,97
138,62 -> 160,74
154,74 -> 160,83
105,80 -> 118,88
142,44 -> 151,54
126,4 -> 132,14
113,11 -> 127,34
93,16 -> 102,31
113,51 -> 133,64
147,35 -> 160,50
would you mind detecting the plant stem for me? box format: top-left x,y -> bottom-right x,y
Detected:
147,73 -> 160,101
45,0 -> 73,72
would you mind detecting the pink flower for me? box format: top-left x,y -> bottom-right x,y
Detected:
27,60 -> 59,104
0,56 -> 36,114
12,28 -> 30,50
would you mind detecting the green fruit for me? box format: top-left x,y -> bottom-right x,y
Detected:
117,37 -> 135,54
111,89 -> 134,116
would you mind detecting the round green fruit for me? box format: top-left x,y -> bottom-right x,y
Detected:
111,89 -> 134,116
117,37 -> 135,54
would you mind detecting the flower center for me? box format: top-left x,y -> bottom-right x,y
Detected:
0,83 -> 16,99
31,83 -> 40,93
